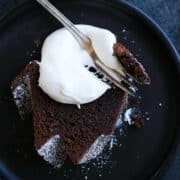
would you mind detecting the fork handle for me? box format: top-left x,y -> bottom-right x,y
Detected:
36,0 -> 90,47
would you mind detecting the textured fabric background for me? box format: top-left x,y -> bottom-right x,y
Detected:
0,0 -> 179,179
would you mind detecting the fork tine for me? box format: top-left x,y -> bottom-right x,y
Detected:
95,60 -> 134,96
114,70 -> 138,91
90,50 -> 138,93
112,79 -> 134,96
120,68 -> 147,85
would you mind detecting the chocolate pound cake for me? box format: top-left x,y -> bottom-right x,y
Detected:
11,61 -> 128,167
113,43 -> 150,85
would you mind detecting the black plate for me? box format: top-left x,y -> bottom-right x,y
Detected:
0,0 -> 179,179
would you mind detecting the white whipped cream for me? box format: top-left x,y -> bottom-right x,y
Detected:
39,25 -> 123,105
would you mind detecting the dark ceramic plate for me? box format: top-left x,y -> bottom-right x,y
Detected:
0,0 -> 179,179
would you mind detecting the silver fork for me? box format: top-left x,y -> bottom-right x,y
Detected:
36,0 -> 137,96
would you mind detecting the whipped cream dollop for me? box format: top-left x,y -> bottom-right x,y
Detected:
39,25 -> 123,105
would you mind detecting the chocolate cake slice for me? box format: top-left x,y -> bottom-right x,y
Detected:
113,43 -> 150,85
11,61 -> 128,167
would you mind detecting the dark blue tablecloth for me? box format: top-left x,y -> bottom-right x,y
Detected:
0,0 -> 179,179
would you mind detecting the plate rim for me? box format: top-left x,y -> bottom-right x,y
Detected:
0,0 -> 179,179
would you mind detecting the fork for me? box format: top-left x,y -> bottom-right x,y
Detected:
36,0 -> 137,96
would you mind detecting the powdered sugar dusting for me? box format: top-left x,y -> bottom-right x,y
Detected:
11,74 -> 33,119
62,113 -> 126,179
79,135 -> 111,164
129,86 -> 136,93
122,29 -> 126,33
12,84 -> 27,106
38,135 -> 66,168
115,115 -> 123,127
109,135 -> 118,150
77,115 -> 126,179
124,108 -> 134,125
78,148 -> 113,179
146,117 -> 150,121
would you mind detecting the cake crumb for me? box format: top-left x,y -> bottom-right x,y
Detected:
132,114 -> 144,128
34,39 -> 42,48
